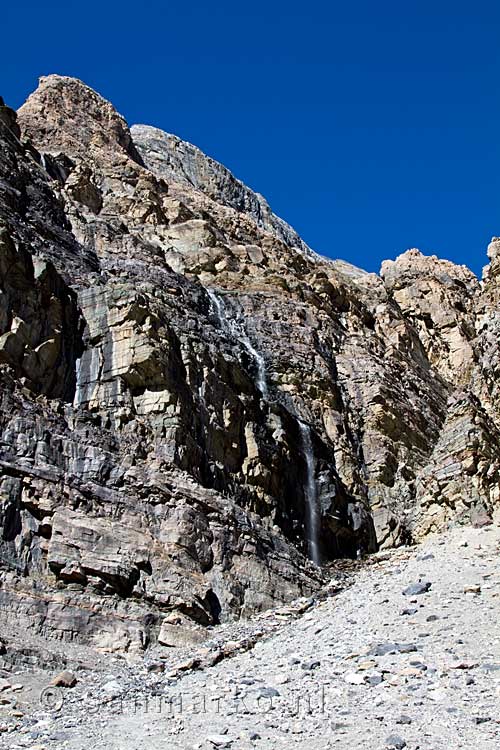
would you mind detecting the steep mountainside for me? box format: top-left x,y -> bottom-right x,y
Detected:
0,75 -> 498,653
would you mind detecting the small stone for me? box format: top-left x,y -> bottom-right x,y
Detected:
403,582 -> 431,596
369,643 -> 417,656
409,661 -> 427,670
366,674 -> 383,686
449,661 -> 477,670
358,660 -> 377,670
344,672 -> 365,685
463,585 -> 481,594
301,660 -> 320,671
207,735 -> 234,748
158,622 -> 205,648
399,667 -> 421,677
397,643 -> 418,654
222,641 -> 241,656
427,688 -> 447,701
396,716 -> 412,725
203,649 -> 223,667
175,658 -> 200,672
50,671 -> 77,689
146,662 -> 165,673
370,643 -> 395,656
385,735 -> 406,749
102,680 -> 122,697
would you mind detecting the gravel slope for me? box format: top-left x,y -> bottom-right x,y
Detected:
3,524 -> 500,750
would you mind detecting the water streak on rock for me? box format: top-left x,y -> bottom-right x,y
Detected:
207,288 -> 268,399
299,421 -> 321,565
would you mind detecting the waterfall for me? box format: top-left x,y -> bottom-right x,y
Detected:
198,382 -> 206,408
236,327 -> 268,400
207,286 -> 321,563
299,421 -> 321,565
206,288 -> 225,329
207,288 -> 268,400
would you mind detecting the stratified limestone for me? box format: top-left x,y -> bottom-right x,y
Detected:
0,75 -> 497,652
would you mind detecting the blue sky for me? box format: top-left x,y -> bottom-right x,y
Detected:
2,1 -> 499,277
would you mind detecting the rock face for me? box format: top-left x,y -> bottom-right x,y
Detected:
130,125 -> 315,257
380,250 -> 478,385
0,75 -> 499,651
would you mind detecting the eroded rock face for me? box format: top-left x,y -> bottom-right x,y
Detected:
0,224 -> 83,399
0,75 -> 499,651
414,393 -> 500,536
130,124 -> 315,257
381,249 -> 478,385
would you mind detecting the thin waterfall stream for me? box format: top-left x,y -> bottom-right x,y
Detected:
298,421 -> 322,565
207,287 -> 321,565
207,288 -> 268,399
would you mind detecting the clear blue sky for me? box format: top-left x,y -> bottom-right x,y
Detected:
2,1 -> 499,277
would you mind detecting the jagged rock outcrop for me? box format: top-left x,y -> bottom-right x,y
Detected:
0,223 -> 83,399
414,392 -> 500,536
381,249 -> 478,385
0,75 -> 498,652
469,237 -> 500,425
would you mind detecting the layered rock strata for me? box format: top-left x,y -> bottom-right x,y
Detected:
0,76 -> 498,651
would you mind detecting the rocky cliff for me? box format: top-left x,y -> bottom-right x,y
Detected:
0,75 -> 498,653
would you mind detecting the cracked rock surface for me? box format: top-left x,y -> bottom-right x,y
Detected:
0,75 -> 500,657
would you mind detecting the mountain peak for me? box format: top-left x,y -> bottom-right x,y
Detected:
17,74 -> 143,165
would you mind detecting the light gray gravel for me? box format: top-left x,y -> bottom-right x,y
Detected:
2,524 -> 499,749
